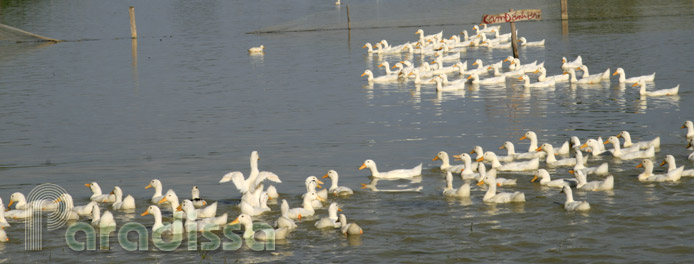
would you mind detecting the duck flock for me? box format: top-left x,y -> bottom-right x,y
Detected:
0,24 -> 688,249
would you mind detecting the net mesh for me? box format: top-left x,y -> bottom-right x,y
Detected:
0,23 -> 59,43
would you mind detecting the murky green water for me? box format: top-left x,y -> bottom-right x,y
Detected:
1,0 -> 694,262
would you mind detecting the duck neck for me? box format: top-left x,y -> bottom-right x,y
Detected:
329,207 -> 339,221
564,188 -> 575,203
506,144 -> 516,155
243,221 -> 255,238
445,173 -> 453,190
545,149 -> 557,163
153,184 -> 162,197
622,133 -> 633,147
368,164 -> 380,177
617,71 -> 626,82
666,157 -> 676,172
330,177 -> 339,190
639,84 -> 647,95
528,136 -> 538,152
484,181 -> 497,201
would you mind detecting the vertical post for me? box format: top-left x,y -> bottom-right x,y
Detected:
346,5 -> 351,30
509,9 -> 519,58
561,0 -> 568,20
129,6 -> 137,39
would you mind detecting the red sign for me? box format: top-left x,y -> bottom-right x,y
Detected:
482,9 -> 542,24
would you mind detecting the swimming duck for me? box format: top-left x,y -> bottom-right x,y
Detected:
145,179 -> 165,204
180,200 -> 227,233
91,204 -> 116,228
230,213 -> 290,241
478,151 -> 539,172
339,214 -> 363,236
287,191 -> 324,220
323,170 -> 354,196
612,68 -> 655,83
453,153 -> 479,180
442,171 -> 470,198
359,159 -> 422,179
660,155 -> 694,177
477,163 -> 517,186
476,169 -> 525,203
110,186 -> 136,210
248,45 -> 264,54
314,202 -> 342,229
561,55 -> 583,70
86,182 -> 113,203
571,150 -> 609,176
536,143 -> 584,167
219,151 -> 282,194
632,80 -> 678,96
604,136 -> 655,160
534,66 -> 569,83
517,37 -> 545,47
531,169 -> 577,188
191,186 -> 207,208
636,159 -> 682,182
616,130 -> 660,150
274,199 -> 297,229
518,74 -> 555,88
560,185 -> 590,212
571,170 -> 614,191
141,205 -> 183,234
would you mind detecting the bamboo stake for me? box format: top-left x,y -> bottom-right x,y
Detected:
129,6 -> 137,39
509,9 -> 519,58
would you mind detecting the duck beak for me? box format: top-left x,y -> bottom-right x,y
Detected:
533,69 -> 540,74
517,76 -> 524,80
338,208 -> 343,212
316,184 -> 323,189
466,75 -> 473,80
359,164 -> 367,170
660,160 -> 667,166
499,145 -> 506,150
377,63 -> 384,68
360,72 -> 367,77
432,156 -> 440,161
476,157 -> 484,162
531,175 -> 538,182
229,218 -> 240,225
563,71 -> 568,75
477,180 -> 485,186
84,183 -> 91,188
682,125 -> 686,129
631,82 -> 639,87
535,146 -> 543,151
141,211 -> 150,216
110,191 -> 114,195
569,170 -> 575,175
472,62 -> 478,66
53,198 -> 61,203
579,143 -> 588,149
362,44 -> 367,48
203,201 -> 207,206
145,184 -> 152,189
452,154 -> 461,160
176,205 -> 182,211
360,184 -> 368,189
519,135 -> 527,140
612,70 -> 619,76
603,140 -> 609,145
322,173 -> 330,179
317,196 -> 326,202
503,58 -> 509,62
636,163 -> 643,168
7,201 -> 14,209
157,197 -> 168,204
575,67 -> 581,70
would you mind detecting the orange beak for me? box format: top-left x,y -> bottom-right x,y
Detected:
569,170 -> 575,175
466,75 -> 473,80
176,204 -> 182,211
322,173 -> 330,179
603,140 -> 610,145
360,183 -> 367,189
360,72 -> 367,77
636,163 -> 643,168
477,180 -> 485,186
432,156 -> 440,161
229,218 -> 240,225
338,208 -> 343,212
145,184 -> 152,189
517,76 -> 524,81
612,70 -> 619,76
531,175 -> 538,182
378,63 -> 384,68
631,82 -> 639,87
533,69 -> 540,74
535,146 -> 543,152
157,197 -> 168,204
476,157 -> 484,162
519,135 -> 527,141
84,183 -> 91,188
359,164 -> 367,170
660,160 -> 667,166
472,61 -> 478,66
141,210 -> 150,216
498,145 -> 505,150
579,143 -> 588,149
362,44 -> 367,48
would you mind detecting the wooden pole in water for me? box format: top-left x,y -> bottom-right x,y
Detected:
129,6 -> 137,39
561,0 -> 568,20
346,5 -> 351,30
509,9 -> 519,58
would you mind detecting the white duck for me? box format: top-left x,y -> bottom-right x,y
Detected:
230,214 -> 290,241
536,143 -> 584,167
145,179 -> 165,204
564,68 -> 601,84
478,151 -> 540,172
580,138 -> 636,158
240,192 -> 271,216
466,72 -> 506,85
660,155 -> 694,177
180,200 -> 227,233
110,186 -> 135,210
560,185 -> 590,212
519,131 -> 547,157
377,61 -> 397,76
612,67 -> 655,83
616,130 -> 660,150
314,202 -> 342,229
637,159 -> 682,182
90,204 -> 116,228
476,169 -> 525,203
161,190 -> 218,218
571,150 -> 609,176
359,159 -> 422,179
407,70 -> 433,85
287,191 -> 324,220
572,170 -> 614,191
454,153 -> 480,180
561,55 -> 583,70
339,214 -> 363,236
86,182 -> 113,203
604,136 -> 655,160
8,192 -> 57,211
248,45 -> 264,54
518,74 -> 555,88
434,151 -> 465,173
219,151 -> 282,194
576,65 -> 610,80
682,120 -> 694,140
534,66 -> 569,83
274,199 -> 297,229
323,170 -> 354,196
531,169 -> 577,188
266,185 -> 279,201
141,205 -> 183,234
499,141 -> 540,160
55,193 -> 96,218
632,80 -> 678,96
518,37 -> 545,47
0,198 -> 9,227
432,76 -> 465,92
304,176 -> 328,205
0,228 -> 7,242
5,205 -> 33,219
442,171 -> 470,198
477,163 -> 517,186
53,193 -> 79,220
361,69 -> 400,83
191,186 -> 207,208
